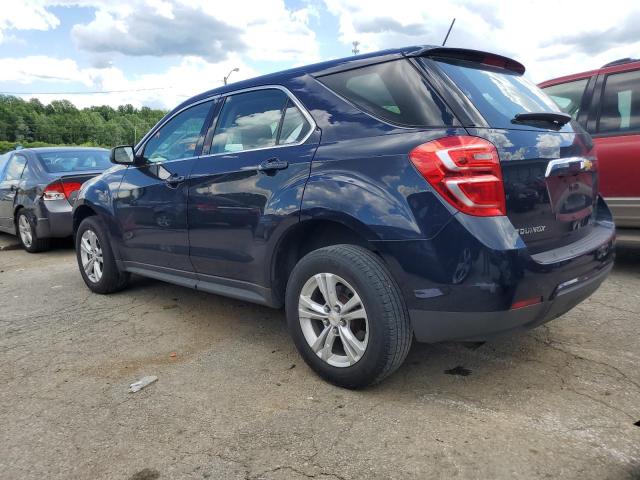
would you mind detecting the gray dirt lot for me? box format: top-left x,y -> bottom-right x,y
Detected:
0,233 -> 639,480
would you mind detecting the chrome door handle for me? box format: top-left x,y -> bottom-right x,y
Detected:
257,158 -> 288,172
165,174 -> 186,186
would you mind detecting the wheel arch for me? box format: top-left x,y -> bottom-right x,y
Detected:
73,203 -> 98,235
269,217 -> 381,307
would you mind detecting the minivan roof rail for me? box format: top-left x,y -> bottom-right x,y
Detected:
602,58 -> 638,68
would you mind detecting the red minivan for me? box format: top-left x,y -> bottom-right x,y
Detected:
540,58 -> 640,245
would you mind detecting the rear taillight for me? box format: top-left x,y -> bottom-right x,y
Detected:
409,136 -> 506,217
43,180 -> 82,202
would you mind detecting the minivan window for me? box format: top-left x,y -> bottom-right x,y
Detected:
542,78 -> 589,120
318,59 -> 458,127
144,101 -> 212,163
211,89 -> 290,154
432,58 -> 562,129
598,69 -> 640,133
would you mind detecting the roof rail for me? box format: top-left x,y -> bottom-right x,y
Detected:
601,58 -> 638,68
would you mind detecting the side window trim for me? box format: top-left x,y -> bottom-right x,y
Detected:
202,85 -> 316,157
15,154 -> 29,179
586,74 -> 605,134
575,76 -> 596,129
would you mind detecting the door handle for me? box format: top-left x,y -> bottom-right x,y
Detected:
257,158 -> 288,172
165,174 -> 186,187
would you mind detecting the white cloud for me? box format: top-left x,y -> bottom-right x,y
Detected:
0,56 -> 91,84
0,1 -> 60,43
59,0 -> 319,64
1,54 -> 258,109
322,0 -> 640,82
0,0 -> 317,108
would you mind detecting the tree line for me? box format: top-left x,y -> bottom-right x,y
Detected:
0,95 -> 167,153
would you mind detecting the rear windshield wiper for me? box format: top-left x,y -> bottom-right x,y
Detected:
512,112 -> 572,127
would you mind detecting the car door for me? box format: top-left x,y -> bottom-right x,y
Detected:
0,153 -> 27,230
589,69 -> 640,227
188,87 -> 319,289
114,100 -> 215,273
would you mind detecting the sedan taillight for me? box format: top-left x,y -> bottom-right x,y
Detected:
43,180 -> 82,202
409,136 -> 506,217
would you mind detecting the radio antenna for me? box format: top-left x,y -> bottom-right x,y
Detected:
442,18 -> 456,46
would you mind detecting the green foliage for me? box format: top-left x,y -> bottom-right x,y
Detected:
0,95 -> 167,153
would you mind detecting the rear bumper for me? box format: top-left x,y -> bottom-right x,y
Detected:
373,197 -> 616,343
33,200 -> 73,239
408,262 -> 611,342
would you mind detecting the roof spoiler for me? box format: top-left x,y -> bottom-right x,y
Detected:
409,47 -> 526,75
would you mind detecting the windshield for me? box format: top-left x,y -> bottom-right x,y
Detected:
36,150 -> 111,173
429,58 -> 562,129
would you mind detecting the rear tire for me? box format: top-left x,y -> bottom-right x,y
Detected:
285,244 -> 412,389
75,216 -> 129,294
16,209 -> 50,253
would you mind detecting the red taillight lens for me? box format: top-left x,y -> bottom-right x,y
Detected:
43,180 -> 82,202
409,136 -> 506,217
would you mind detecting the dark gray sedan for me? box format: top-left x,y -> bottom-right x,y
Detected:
0,147 -> 111,252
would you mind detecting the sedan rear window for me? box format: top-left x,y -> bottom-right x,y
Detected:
37,151 -> 111,173
317,59 -> 458,127
430,58 -> 562,129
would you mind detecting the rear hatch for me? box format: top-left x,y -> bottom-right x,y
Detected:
422,54 -> 599,253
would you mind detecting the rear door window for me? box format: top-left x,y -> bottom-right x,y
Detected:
598,69 -> 640,133
211,89 -> 311,154
541,78 -> 590,121
3,155 -> 27,180
431,58 -> 562,129
317,59 -> 458,127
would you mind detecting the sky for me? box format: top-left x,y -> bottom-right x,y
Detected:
0,0 -> 638,110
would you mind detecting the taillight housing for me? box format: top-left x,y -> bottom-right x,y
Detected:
409,136 -> 506,217
43,180 -> 82,202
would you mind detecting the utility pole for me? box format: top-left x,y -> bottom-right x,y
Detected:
224,67 -> 239,85
352,41 -> 360,55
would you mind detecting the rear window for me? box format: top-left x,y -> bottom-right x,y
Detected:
317,59 -> 458,127
36,150 -> 111,173
430,58 -> 562,129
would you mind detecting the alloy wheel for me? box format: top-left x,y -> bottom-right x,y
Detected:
80,229 -> 104,283
298,273 -> 369,368
18,215 -> 33,248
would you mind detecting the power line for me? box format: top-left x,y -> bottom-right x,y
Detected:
0,87 -> 169,95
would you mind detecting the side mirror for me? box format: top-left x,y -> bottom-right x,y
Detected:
111,145 -> 137,165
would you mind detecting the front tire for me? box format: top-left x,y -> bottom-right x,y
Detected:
285,245 -> 412,389
16,209 -> 50,253
75,216 -> 129,294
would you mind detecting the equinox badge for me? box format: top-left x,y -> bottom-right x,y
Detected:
519,225 -> 547,235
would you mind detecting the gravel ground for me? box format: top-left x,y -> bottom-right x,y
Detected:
1,232 -> 639,480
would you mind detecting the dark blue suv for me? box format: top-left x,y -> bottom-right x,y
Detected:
73,46 -> 615,388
